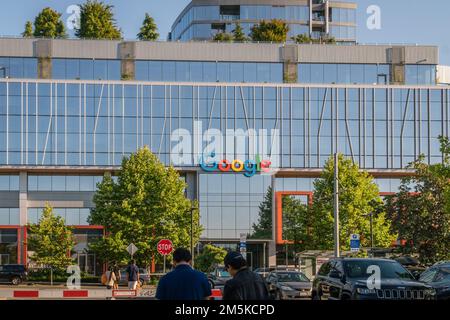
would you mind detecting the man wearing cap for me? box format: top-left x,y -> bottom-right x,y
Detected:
222,251 -> 270,300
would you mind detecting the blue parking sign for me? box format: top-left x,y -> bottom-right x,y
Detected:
350,234 -> 360,252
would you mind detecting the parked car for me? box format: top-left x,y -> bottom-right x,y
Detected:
394,256 -> 427,276
0,264 -> 27,285
418,262 -> 450,300
312,258 -> 435,300
207,266 -> 232,289
266,271 -> 312,300
119,268 -> 150,287
254,267 -> 277,279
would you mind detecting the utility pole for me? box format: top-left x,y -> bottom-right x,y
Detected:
333,153 -> 340,258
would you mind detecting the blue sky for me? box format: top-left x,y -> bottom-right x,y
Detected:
0,0 -> 449,64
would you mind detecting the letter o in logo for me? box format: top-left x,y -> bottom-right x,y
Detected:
231,160 -> 244,172
218,159 -> 231,172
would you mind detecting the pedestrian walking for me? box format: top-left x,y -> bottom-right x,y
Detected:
126,259 -> 140,290
222,251 -> 270,300
156,248 -> 212,300
105,266 -> 117,290
113,264 -> 121,290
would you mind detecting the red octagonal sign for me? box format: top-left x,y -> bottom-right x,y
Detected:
157,239 -> 173,255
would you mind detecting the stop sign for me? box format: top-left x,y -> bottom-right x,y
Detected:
157,239 -> 173,255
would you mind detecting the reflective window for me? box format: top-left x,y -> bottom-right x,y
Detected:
0,57 -> 38,79
27,208 -> 91,225
199,174 -> 271,239
28,175 -> 103,192
0,208 -> 20,225
52,59 -> 121,80
0,175 -> 19,191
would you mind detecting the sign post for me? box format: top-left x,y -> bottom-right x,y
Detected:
127,243 -> 138,259
157,239 -> 173,274
350,234 -> 360,253
239,233 -> 247,256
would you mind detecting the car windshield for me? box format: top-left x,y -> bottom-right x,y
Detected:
435,268 -> 450,282
277,272 -> 309,282
344,260 -> 414,280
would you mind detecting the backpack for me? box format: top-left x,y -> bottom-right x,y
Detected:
101,272 -> 108,285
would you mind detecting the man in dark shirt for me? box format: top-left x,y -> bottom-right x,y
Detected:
222,251 -> 270,300
156,248 -> 212,300
126,259 -> 140,290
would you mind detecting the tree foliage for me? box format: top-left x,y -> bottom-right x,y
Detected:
292,33 -> 335,44
232,23 -> 248,42
250,19 -> 289,43
75,0 -> 122,40
250,186 -> 273,239
137,13 -> 159,41
89,147 -> 202,267
195,244 -> 228,273
28,204 -> 75,271
22,21 -> 34,38
32,7 -> 67,38
310,154 -> 395,252
283,196 -> 312,252
213,32 -> 234,42
385,136 -> 450,264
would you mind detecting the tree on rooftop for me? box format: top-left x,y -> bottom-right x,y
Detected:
75,0 -> 122,40
32,7 -> 67,38
213,32 -> 234,42
22,21 -> 34,38
250,19 -> 289,43
137,13 -> 159,41
232,23 -> 248,42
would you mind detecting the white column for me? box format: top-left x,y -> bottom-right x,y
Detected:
19,172 -> 28,226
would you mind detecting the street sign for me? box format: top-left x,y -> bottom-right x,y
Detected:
127,243 -> 138,257
350,234 -> 360,252
157,239 -> 173,256
240,233 -> 247,254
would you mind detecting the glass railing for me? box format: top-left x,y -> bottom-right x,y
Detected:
219,14 -> 240,21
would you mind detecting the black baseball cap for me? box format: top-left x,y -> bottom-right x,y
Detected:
224,251 -> 247,269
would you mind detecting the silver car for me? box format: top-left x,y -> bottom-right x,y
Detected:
266,271 -> 312,300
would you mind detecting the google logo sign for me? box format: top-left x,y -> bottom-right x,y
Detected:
199,153 -> 271,177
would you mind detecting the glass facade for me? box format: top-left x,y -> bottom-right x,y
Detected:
199,174 -> 271,239
27,207 -> 91,225
0,57 -> 38,79
0,229 -> 18,264
0,175 -> 19,191
135,61 -> 283,83
0,81 -> 448,170
0,208 -> 20,225
52,59 -> 121,81
299,63 -> 391,85
171,4 -> 356,41
28,175 -> 103,192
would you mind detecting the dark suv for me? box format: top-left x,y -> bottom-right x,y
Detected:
312,258 -> 435,300
0,264 -> 28,285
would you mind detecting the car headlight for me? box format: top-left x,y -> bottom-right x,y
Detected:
356,288 -> 377,295
280,286 -> 294,291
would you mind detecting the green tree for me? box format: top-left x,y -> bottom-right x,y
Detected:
232,23 -> 248,42
213,32 -> 233,42
385,136 -> 450,264
250,19 -> 289,43
137,13 -> 159,41
32,7 -> 67,38
292,33 -> 312,44
89,231 -> 128,265
89,147 -> 202,267
22,21 -> 34,38
195,244 -> 228,273
283,196 -> 313,252
311,154 -> 395,252
75,0 -> 122,40
250,186 -> 273,239
28,204 -> 75,271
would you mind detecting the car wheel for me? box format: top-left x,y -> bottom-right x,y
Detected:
11,277 -> 22,286
311,291 -> 320,300
276,291 -> 283,301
